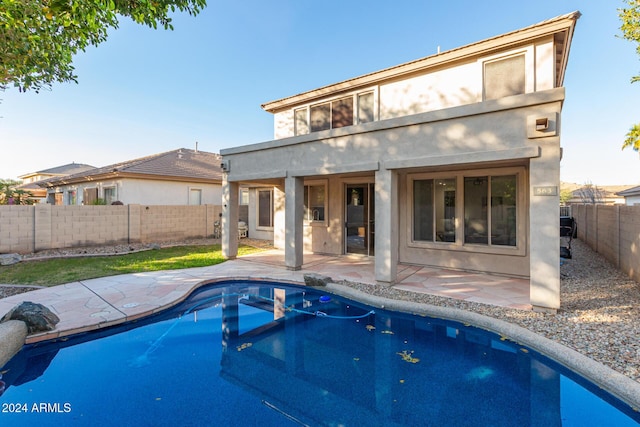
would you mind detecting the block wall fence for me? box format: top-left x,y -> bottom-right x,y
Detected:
0,204 -> 222,254
572,204 -> 640,283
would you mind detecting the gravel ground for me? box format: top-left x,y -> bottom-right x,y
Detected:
1,238 -> 638,383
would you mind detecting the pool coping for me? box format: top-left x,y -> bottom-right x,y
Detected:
321,282 -> 640,414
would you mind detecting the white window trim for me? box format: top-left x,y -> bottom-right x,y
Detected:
188,187 -> 203,205
407,166 -> 527,256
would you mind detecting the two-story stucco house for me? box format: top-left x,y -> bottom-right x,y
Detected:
220,12 -> 580,312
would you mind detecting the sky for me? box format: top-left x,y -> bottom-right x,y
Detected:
1,1 -> 639,186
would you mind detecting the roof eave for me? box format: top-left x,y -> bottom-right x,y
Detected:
261,11 -> 581,113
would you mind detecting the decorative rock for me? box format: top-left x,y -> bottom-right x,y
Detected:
1,302 -> 60,334
149,243 -> 162,250
0,320 -> 28,367
303,273 -> 333,287
0,253 -> 21,266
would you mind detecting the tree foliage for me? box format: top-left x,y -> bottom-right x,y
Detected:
619,0 -> 640,151
0,179 -> 34,205
0,0 -> 206,92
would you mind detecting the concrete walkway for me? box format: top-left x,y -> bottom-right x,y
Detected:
0,250 -> 530,344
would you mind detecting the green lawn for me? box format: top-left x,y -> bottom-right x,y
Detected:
0,245 -> 264,286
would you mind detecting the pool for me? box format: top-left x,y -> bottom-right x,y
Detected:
1,281 -> 638,426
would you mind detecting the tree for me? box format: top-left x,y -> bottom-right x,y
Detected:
0,0 -> 206,92
619,0 -> 640,151
0,179 -> 34,205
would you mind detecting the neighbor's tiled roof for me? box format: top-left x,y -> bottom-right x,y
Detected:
18,163 -> 96,179
617,185 -> 640,197
40,149 -> 222,187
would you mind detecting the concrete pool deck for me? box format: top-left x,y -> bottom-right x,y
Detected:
0,250 -> 530,344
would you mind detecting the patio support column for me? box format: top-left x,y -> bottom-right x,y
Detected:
284,175 -> 303,270
221,175 -> 239,260
529,143 -> 561,312
374,167 -> 398,284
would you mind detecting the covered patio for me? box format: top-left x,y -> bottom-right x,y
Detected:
238,249 -> 531,310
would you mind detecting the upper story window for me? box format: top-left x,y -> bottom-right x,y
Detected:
483,54 -> 525,101
295,90 -> 375,136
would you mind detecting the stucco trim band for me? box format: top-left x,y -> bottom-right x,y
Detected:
289,161 -> 380,177
384,146 -> 540,170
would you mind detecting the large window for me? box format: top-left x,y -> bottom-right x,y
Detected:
412,171 -> 519,248
295,90 -> 375,135
464,175 -> 517,246
257,189 -> 273,228
304,184 -> 326,222
484,54 -> 525,100
413,178 -> 456,242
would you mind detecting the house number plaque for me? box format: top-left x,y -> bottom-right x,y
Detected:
533,186 -> 558,196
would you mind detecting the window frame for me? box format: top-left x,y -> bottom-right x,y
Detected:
103,186 -> 117,205
481,48 -> 533,101
293,88 -> 378,136
188,187 -> 202,205
303,179 -> 328,226
408,167 -> 526,256
256,188 -> 274,230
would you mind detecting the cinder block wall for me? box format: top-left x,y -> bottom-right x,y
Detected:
573,204 -> 640,283
0,204 -> 222,254
0,206 -> 35,253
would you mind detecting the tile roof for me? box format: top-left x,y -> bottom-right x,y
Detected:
40,149 -> 222,187
18,163 -> 96,179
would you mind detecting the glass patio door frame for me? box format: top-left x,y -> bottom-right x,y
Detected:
344,181 -> 375,256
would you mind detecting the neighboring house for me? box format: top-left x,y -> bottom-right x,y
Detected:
562,182 -> 631,206
220,12 -> 580,312
617,185 -> 640,206
40,148 -> 223,206
16,163 -> 96,203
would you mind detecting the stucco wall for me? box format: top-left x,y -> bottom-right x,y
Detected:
48,178 -> 222,206
0,204 -> 222,254
224,90 -> 564,279
271,39 -> 555,140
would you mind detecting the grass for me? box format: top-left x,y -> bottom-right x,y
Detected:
0,245 -> 265,286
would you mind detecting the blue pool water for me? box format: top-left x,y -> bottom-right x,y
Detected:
1,281 -> 638,426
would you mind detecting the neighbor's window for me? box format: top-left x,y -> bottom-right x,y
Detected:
83,188 -> 98,205
104,187 -> 116,205
189,188 -> 202,205
304,184 -> 326,222
257,189 -> 273,228
484,54 -> 525,100
413,178 -> 456,243
67,190 -> 77,205
464,175 -> 516,246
